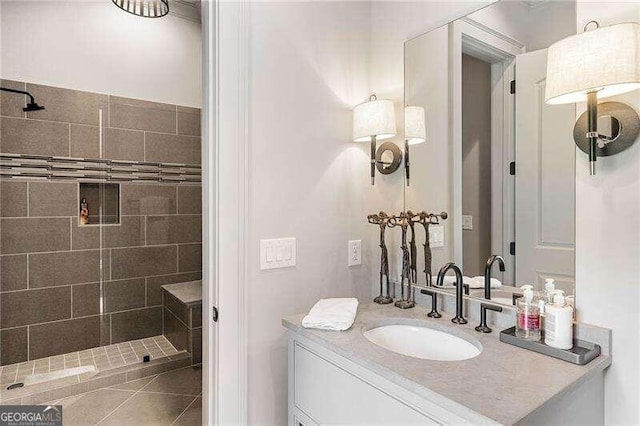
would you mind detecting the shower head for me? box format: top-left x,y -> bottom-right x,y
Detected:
23,102 -> 45,112
0,87 -> 46,112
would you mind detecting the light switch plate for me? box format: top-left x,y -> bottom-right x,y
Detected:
430,225 -> 444,248
348,240 -> 362,266
462,215 -> 473,230
260,238 -> 296,270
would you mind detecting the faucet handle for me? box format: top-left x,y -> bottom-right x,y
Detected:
512,293 -> 523,306
463,283 -> 470,295
475,303 -> 503,333
420,289 -> 442,318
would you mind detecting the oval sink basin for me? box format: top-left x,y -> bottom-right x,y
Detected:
363,325 -> 481,361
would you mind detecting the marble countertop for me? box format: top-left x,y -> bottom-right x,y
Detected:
283,302 -> 611,425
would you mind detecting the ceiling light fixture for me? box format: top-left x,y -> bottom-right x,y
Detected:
112,0 -> 170,18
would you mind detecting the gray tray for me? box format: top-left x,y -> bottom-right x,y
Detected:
499,326 -> 601,365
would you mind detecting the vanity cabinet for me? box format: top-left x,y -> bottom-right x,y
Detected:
288,333 -> 484,425
287,320 -> 607,426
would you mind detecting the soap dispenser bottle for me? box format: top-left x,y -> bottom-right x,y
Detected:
516,285 -> 541,341
544,290 -> 574,349
544,279 -> 555,304
538,278 -> 556,326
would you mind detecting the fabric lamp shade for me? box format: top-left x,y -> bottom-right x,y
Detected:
405,106 -> 426,145
546,22 -> 640,105
353,98 -> 396,142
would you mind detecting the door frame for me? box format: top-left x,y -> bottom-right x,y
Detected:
449,18 -> 524,282
202,0 -> 249,424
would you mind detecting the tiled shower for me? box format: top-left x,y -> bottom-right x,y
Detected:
0,80 -> 202,400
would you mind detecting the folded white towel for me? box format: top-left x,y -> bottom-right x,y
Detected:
440,275 -> 475,288
438,275 -> 502,289
302,298 -> 359,331
469,276 -> 502,289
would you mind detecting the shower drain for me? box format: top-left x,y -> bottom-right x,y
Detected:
6,382 -> 24,390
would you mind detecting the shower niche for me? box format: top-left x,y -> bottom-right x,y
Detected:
79,183 -> 120,225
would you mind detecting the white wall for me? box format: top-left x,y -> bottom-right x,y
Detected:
246,3 -> 378,424
574,3 -> 640,424
0,1 -> 201,107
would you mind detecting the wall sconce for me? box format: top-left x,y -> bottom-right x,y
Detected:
353,94 -> 398,185
404,105 -> 426,186
545,21 -> 640,175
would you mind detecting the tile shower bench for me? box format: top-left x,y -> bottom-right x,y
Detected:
162,280 -> 203,365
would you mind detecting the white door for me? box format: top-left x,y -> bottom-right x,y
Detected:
515,49 -> 575,293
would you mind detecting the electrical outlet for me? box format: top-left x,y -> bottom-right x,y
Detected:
462,215 -> 473,230
260,238 -> 296,270
348,240 -> 362,266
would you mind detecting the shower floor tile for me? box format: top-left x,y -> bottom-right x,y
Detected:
0,335 -> 181,387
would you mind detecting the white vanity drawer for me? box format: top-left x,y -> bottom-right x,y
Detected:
293,342 -> 439,425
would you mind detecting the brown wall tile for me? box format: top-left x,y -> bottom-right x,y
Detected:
110,307 -> 162,344
69,125 -> 99,159
109,96 -> 176,134
29,316 -> 104,360
146,215 -> 201,246
0,79 -> 26,118
111,245 -> 177,280
163,291 -> 188,325
0,181 -> 27,217
121,184 -> 176,215
104,128 -> 144,161
144,133 -> 200,165
177,185 -> 201,214
29,181 -> 77,217
71,223 -> 98,250
1,287 -> 71,328
0,117 -> 69,156
146,272 -> 202,306
0,327 -> 28,365
0,255 -> 27,292
29,250 -> 101,288
104,278 -> 145,313
176,106 -> 201,136
72,216 -> 145,250
72,282 -> 100,318
0,218 -> 70,254
26,84 -> 108,126
178,244 -> 201,273
163,308 -> 188,351
190,306 -> 202,328
190,327 -> 202,364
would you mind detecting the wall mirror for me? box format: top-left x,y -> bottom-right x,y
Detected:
404,0 -> 577,305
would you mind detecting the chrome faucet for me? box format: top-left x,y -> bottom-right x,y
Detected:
484,255 -> 505,300
436,262 -> 467,324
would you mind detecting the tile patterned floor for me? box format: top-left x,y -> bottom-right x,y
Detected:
0,336 -> 180,386
51,365 -> 202,425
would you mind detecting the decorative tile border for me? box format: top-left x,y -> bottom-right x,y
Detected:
0,154 -> 201,183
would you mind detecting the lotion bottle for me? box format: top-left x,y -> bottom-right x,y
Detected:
516,285 -> 541,341
544,290 -> 574,349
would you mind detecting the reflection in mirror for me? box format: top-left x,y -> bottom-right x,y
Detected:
404,0 -> 576,306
